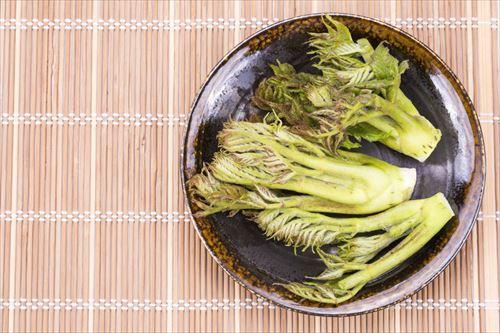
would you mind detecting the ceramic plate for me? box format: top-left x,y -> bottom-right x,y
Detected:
182,14 -> 485,316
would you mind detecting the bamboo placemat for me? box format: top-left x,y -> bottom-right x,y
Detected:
0,1 -> 498,332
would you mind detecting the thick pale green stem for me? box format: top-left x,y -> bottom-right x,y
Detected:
363,116 -> 399,138
254,195 -> 443,248
189,171 -> 412,215
338,193 -> 454,290
277,178 -> 370,205
282,193 -> 454,304
358,38 -> 440,161
395,89 -> 419,116
324,35 -> 441,161
217,122 -> 416,207
237,132 -> 389,187
367,96 -> 442,162
337,215 -> 421,263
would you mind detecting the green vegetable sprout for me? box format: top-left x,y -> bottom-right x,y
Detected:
211,121 -> 415,209
253,16 -> 441,162
283,193 -> 454,304
189,167 -> 409,216
187,16 -> 453,306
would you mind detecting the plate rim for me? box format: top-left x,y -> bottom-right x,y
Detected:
180,12 -> 486,316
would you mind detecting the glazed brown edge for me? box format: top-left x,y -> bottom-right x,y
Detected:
180,13 -> 486,316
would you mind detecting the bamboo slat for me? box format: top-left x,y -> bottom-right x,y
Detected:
0,0 -> 498,332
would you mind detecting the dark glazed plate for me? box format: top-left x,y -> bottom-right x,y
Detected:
181,14 -> 485,316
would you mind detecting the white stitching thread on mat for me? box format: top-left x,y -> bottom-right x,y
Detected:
1,211 -> 499,222
1,113 -> 499,126
0,113 -> 187,126
0,17 -> 498,30
0,211 -> 193,223
0,298 -> 498,311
